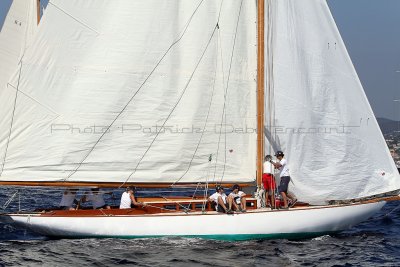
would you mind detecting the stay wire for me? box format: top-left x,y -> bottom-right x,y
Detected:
373,202 -> 400,220
1,190 -> 19,211
202,159 -> 213,212
0,60 -> 24,177
212,27 -> 227,181
120,23 -> 220,187
171,0 -> 227,186
214,0 -> 244,184
161,182 -> 202,213
171,25 -> 221,186
49,2 -> 100,35
64,0 -> 205,181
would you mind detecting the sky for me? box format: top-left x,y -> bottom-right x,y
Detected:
0,0 -> 399,120
328,0 -> 400,121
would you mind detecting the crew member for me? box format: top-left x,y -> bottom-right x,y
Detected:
269,151 -> 291,209
120,187 -> 146,209
263,156 -> 276,209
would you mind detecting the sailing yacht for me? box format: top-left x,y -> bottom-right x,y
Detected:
0,0 -> 399,240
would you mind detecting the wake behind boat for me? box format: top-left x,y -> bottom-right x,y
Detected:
0,0 -> 399,240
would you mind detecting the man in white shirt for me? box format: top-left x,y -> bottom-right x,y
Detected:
81,188 -> 111,209
269,151 -> 291,209
228,184 -> 247,212
120,187 -> 146,209
208,186 -> 233,214
59,189 -> 78,210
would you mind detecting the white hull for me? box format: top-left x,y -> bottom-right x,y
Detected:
0,201 -> 385,240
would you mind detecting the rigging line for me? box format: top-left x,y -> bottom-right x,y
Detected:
266,0 -> 274,155
48,2 -> 100,35
215,0 -> 244,184
268,0 -> 278,152
212,26 -> 227,181
202,159 -> 213,212
120,24 -> 220,188
1,190 -> 19,210
6,83 -> 60,117
373,202 -> 400,220
142,203 -> 184,213
161,195 -> 192,213
63,0 -> 205,181
171,31 -> 221,186
171,0 -> 226,186
0,62 -> 24,177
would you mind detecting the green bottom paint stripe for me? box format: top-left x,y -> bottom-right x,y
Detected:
52,231 -> 338,241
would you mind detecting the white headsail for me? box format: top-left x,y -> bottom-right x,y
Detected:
0,0 -> 38,178
264,0 -> 400,204
0,0 -> 37,78
0,0 -> 257,184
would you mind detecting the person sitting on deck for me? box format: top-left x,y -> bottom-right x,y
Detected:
208,185 -> 233,214
120,187 -> 146,209
228,184 -> 247,212
59,188 -> 79,210
81,188 -> 111,210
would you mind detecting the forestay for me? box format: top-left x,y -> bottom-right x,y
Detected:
264,0 -> 400,204
0,0 -> 257,184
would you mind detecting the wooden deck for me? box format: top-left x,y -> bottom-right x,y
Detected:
38,197 -> 259,217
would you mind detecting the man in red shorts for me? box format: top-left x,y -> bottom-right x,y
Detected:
262,155 -> 276,209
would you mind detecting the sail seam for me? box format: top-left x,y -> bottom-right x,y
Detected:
6,83 -> 60,117
171,37 -> 219,185
172,0 -> 226,185
121,23 -> 220,187
214,0 -> 244,184
0,62 -> 24,177
63,0 -> 206,181
265,0 -> 277,155
48,2 -> 100,35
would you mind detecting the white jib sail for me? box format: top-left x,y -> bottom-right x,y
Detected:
264,0 -> 400,204
0,0 -> 257,184
0,0 -> 37,92
0,0 -> 38,176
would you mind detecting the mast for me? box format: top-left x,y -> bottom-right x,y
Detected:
256,0 -> 265,187
36,0 -> 41,25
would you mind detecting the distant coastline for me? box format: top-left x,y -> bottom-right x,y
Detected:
378,117 -> 400,171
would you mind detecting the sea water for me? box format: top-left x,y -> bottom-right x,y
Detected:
0,188 -> 399,266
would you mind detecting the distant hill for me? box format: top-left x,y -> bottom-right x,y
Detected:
377,117 -> 400,135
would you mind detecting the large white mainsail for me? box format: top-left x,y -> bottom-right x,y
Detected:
0,0 -> 257,184
264,0 -> 400,204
